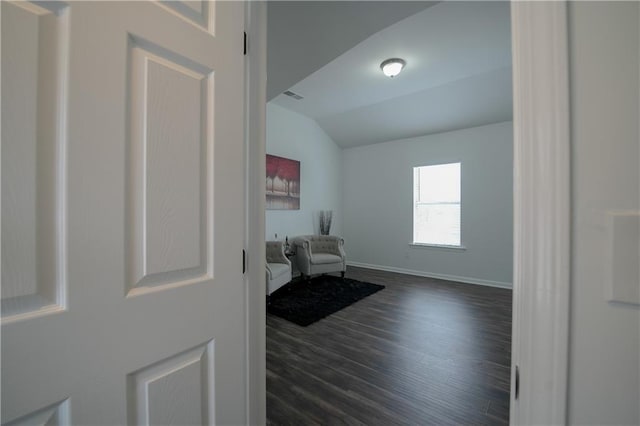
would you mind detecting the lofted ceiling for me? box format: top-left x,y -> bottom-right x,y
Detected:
269,1 -> 513,148
267,1 -> 438,101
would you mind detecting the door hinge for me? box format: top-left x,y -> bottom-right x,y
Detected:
243,31 -> 247,55
515,365 -> 520,400
242,249 -> 246,274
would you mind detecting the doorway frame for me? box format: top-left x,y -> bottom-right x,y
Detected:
510,1 -> 571,424
244,2 -> 572,425
244,1 -> 267,424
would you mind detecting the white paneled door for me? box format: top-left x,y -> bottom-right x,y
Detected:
1,1 -> 246,424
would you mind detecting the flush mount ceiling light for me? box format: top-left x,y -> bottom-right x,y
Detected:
380,58 -> 406,78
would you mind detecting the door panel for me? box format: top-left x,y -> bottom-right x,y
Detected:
1,1 -> 246,424
1,1 -> 68,322
127,37 -> 212,294
127,342 -> 214,426
4,399 -> 70,426
158,0 -> 214,32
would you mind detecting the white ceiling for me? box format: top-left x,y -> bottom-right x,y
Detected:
267,1 -> 437,101
270,1 -> 513,148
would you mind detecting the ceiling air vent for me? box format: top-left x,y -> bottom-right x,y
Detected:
283,90 -> 304,100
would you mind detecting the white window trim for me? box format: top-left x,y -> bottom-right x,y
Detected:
412,162 -> 462,247
409,243 -> 467,251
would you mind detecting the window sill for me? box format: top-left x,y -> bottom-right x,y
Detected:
409,243 -> 467,251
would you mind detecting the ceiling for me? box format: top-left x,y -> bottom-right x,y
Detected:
269,1 -> 513,149
267,1 -> 438,101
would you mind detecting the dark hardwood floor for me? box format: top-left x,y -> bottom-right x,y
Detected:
266,266 -> 512,425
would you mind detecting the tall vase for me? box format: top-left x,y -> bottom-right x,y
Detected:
319,210 -> 333,235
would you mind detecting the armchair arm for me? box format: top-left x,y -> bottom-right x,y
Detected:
292,237 -> 311,253
335,237 -> 346,260
292,237 -> 312,275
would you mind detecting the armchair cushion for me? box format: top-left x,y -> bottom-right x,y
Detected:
266,262 -> 290,280
266,241 -> 289,264
310,253 -> 343,265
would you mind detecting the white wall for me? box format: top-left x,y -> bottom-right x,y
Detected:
343,121 -> 513,287
568,2 -> 640,424
265,103 -> 343,241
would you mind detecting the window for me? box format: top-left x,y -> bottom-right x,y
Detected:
413,162 -> 461,247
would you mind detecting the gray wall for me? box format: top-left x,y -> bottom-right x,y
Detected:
568,2 -> 640,424
265,103 -> 343,241
342,121 -> 513,287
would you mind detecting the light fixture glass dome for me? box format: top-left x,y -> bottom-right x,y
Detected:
380,58 -> 406,78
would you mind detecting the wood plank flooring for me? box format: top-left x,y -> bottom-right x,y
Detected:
266,266 -> 512,425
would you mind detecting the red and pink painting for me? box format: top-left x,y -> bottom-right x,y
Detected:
266,154 -> 300,210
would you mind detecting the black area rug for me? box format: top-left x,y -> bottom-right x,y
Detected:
267,275 -> 385,326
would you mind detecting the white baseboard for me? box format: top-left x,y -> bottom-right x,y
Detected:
346,261 -> 512,289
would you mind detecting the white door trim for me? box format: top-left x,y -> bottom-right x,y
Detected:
244,2 -> 267,425
244,2 -> 573,425
510,1 -> 571,425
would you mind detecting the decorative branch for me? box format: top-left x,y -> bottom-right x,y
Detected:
319,210 -> 333,235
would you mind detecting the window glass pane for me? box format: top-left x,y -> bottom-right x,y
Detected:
417,163 -> 460,203
413,162 -> 461,246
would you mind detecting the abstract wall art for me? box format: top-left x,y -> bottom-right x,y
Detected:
266,154 -> 300,210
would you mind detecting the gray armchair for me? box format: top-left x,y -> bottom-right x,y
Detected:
266,241 -> 292,295
293,235 -> 346,280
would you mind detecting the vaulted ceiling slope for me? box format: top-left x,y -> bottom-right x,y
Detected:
267,1 -> 438,101
270,1 -> 513,148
